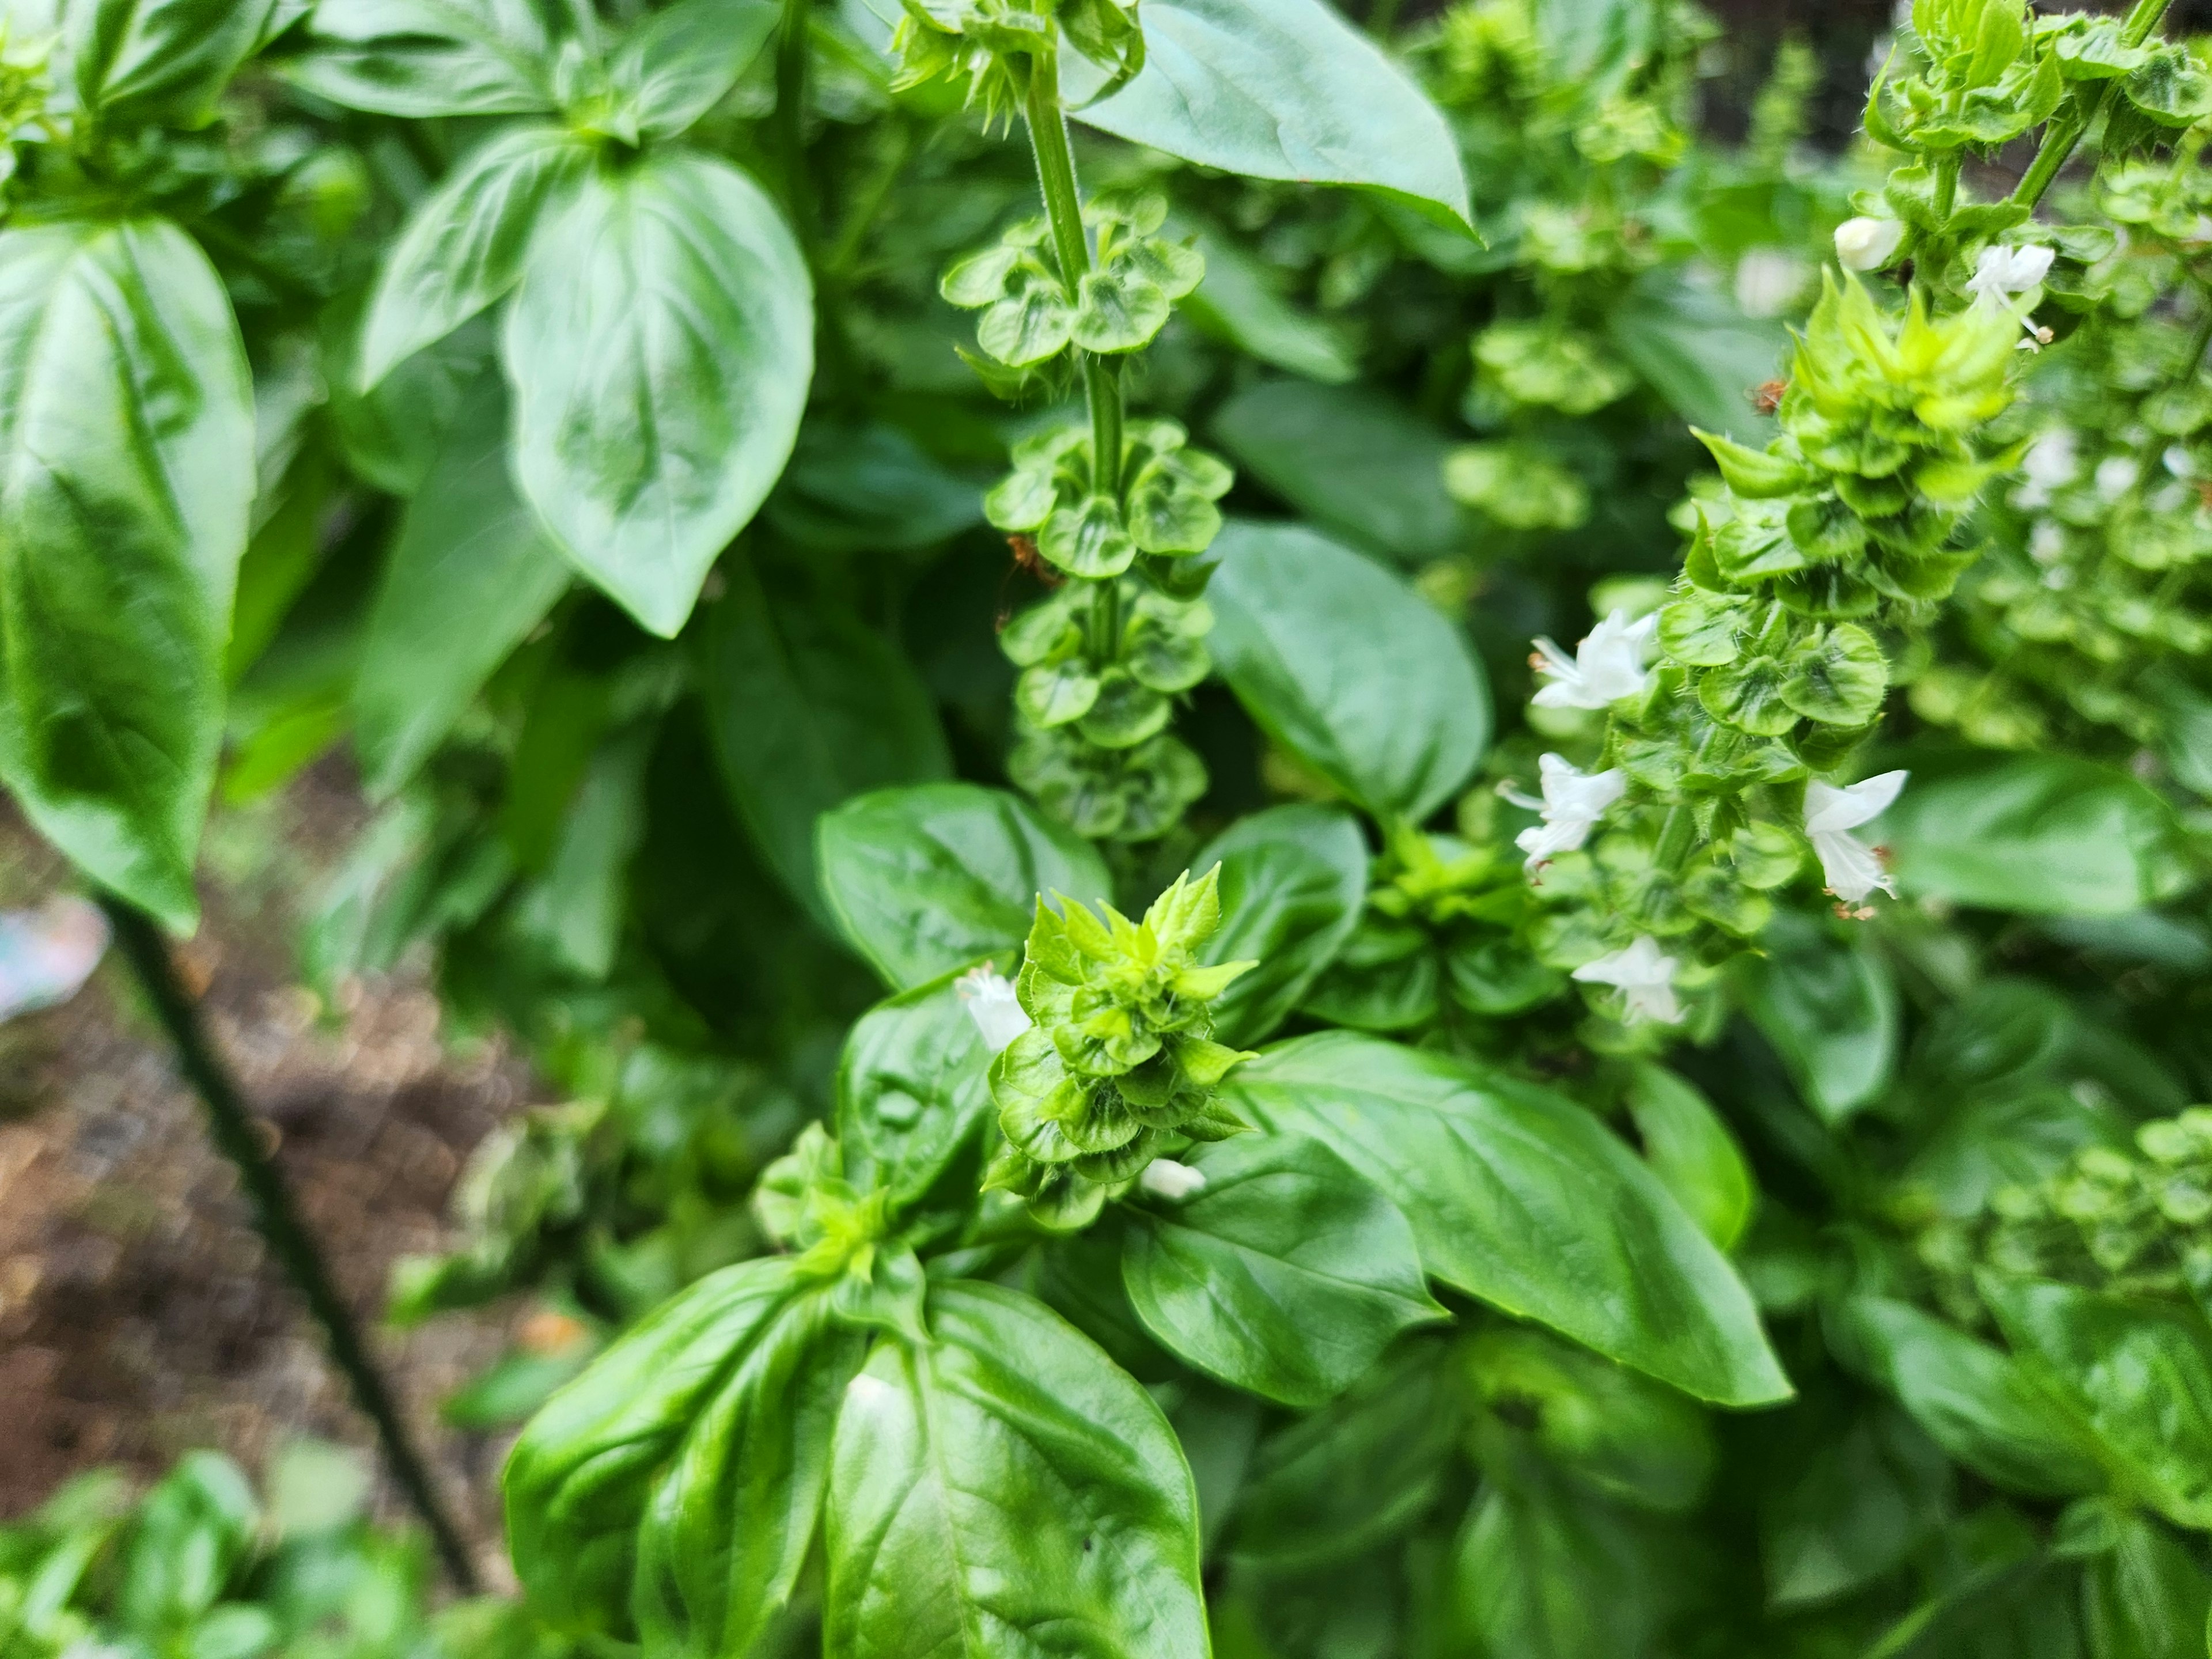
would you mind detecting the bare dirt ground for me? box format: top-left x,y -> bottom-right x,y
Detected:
0,770 -> 534,1583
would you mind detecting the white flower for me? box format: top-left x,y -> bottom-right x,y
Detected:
955,963 -> 1031,1052
2013,427 -> 2077,508
1965,244 -> 2055,349
1734,249 -> 1808,319
1834,215 -> 1904,272
2094,456 -> 2139,499
0,897 -> 109,1022
1571,936 -> 1683,1026
1507,753 -> 1626,869
1138,1158 -> 1207,1201
1530,609 -> 1657,710
1803,769 -> 1908,905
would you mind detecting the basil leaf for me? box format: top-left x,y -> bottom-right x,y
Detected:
1191,804 -> 1368,1047
612,0 -> 779,142
836,968 -> 998,1222
0,217 -> 254,931
1871,749 -> 2193,916
506,150 -> 812,638
823,1281 -> 1208,1659
289,0 -> 557,118
358,126 -> 590,393
1221,1032 -> 1791,1406
699,560 -> 951,923
1762,1408 -> 1949,1607
1227,1339 -> 1456,1570
2081,1509 -> 2211,1659
1067,0 -> 1472,234
1211,381 -> 1466,563
1120,1131 -> 1445,1407
817,781 -> 1109,991
507,728 -> 652,981
1623,1063 -> 1753,1252
1207,521 -> 1490,824
1178,228 -> 1357,385
1840,1295 -> 2102,1499
1734,910 -> 1899,1126
1983,1275 -> 2212,1530
1605,267 -> 1787,441
69,0 -> 281,126
352,370 -> 570,798
505,1258 -> 860,1643
1448,1471 -> 1666,1659
764,421 -> 985,555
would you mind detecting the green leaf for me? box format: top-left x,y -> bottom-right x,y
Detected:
358,126 -> 592,392
1734,911 -> 1899,1125
1691,429 -> 1809,498
0,218 -> 255,931
2082,1509 -> 2211,1659
1211,381 -> 1467,563
352,370 -> 570,798
817,782 -> 1111,991
1120,1131 -> 1445,1408
1191,804 -> 1368,1047
822,1281 -> 1208,1659
289,0 -> 556,117
508,728 -> 652,981
69,0 -> 281,125
612,0 -> 780,141
1608,268 -> 1789,441
836,969 -> 1000,1220
1623,1063 -> 1754,1252
1177,226 -> 1356,385
1983,1275 -> 2212,1531
1068,0 -> 1473,233
1762,1408 -> 1949,1606
505,1259 -> 861,1645
700,560 -> 951,925
506,150 -> 812,637
1220,1032 -> 1791,1406
763,421 -> 983,555
1449,1470 -> 1666,1659
1207,521 -> 1490,824
1872,749 -> 2194,916
1841,1296 -> 2103,1499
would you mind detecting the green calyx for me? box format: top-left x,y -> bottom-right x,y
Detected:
754,1123 -> 925,1337
986,417 -> 1232,577
892,0 -> 1143,124
985,866 -> 1258,1229
942,195 -> 1203,367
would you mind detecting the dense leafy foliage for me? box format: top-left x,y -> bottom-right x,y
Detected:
11,0 -> 2212,1652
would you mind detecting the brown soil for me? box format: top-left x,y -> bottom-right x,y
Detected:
0,768 -> 536,1585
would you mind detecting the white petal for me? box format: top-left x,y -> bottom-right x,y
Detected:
1803,770 -> 1907,834
1812,829 -> 1895,904
1138,1158 -> 1208,1201
955,964 -> 1032,1052
1834,215 -> 1903,272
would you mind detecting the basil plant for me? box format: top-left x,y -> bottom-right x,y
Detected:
11,0 -> 2212,1650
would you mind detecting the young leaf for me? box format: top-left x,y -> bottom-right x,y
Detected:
1208,521 -> 1491,825
352,371 -> 571,798
1220,1032 -> 1791,1406
69,0 -> 282,126
0,218 -> 255,931
816,782 -> 1111,991
287,0 -> 558,118
699,560 -> 951,925
1191,804 -> 1369,1047
1120,1131 -> 1446,1407
506,150 -> 813,637
822,1282 -> 1209,1659
836,969 -> 1001,1218
358,126 -> 592,392
612,0 -> 781,141
1068,0 -> 1474,234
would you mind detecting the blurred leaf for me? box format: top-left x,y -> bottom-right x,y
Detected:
1606,267 -> 1787,441
1191,804 -> 1369,1047
1179,228 -> 1356,385
289,0 -> 558,118
1624,1063 -> 1755,1251
1734,911 -> 1899,1125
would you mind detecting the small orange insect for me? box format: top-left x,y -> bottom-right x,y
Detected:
995,533 -> 1063,631
1751,378 -> 1788,416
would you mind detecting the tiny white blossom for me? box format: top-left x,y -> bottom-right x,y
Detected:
0,897 -> 108,1022
1834,215 -> 1904,272
1506,753 -> 1627,869
1734,249 -> 1808,319
1803,769 -> 1908,906
1138,1158 -> 1207,1201
2094,456 -> 2139,499
1571,936 -> 1683,1026
2029,520 -> 2066,565
1965,244 -> 2056,349
1530,609 -> 1657,710
955,963 -> 1031,1052
2013,427 -> 2077,508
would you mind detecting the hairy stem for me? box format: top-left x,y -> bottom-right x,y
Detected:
100,899 -> 479,1592
2012,0 -> 2173,209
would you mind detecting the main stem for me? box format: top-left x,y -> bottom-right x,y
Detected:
99,899 -> 479,1592
2012,0 -> 2173,209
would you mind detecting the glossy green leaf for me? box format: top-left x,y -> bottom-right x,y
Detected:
1211,381 -> 1467,563
1120,1131 -> 1445,1407
1606,267 -> 1788,441
505,1258 -> 861,1645
699,560 -> 950,923
836,969 -> 999,1220
817,781 -> 1110,991
69,0 -> 281,125
1872,749 -> 2193,916
1761,1408 -> 1949,1606
613,0 -> 781,141
0,217 -> 255,931
1221,1032 -> 1791,1406
1191,804 -> 1369,1046
505,149 -> 812,638
1842,1295 -> 2103,1499
1623,1063 -> 1754,1251
358,126 -> 591,392
2081,1509 -> 2211,1659
1069,0 -> 1472,233
1449,1471 -> 1666,1659
1984,1275 -> 2212,1530
1734,911 -> 1899,1125
1207,521 -> 1490,824
1178,227 -> 1356,385
822,1281 -> 1208,1659
289,0 -> 557,118
352,371 -> 570,798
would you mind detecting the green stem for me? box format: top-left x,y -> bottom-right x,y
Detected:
824,121 -> 913,278
1933,151 -> 1960,224
2012,0 -> 2172,210
99,898 -> 479,1593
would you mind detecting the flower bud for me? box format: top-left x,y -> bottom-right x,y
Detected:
1833,215 -> 1903,272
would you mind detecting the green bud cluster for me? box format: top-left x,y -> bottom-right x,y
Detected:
753,1123 -> 929,1336
945,196 -> 1203,369
986,866 -> 1256,1230
891,0 -> 1142,126
1869,0 -> 2063,157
